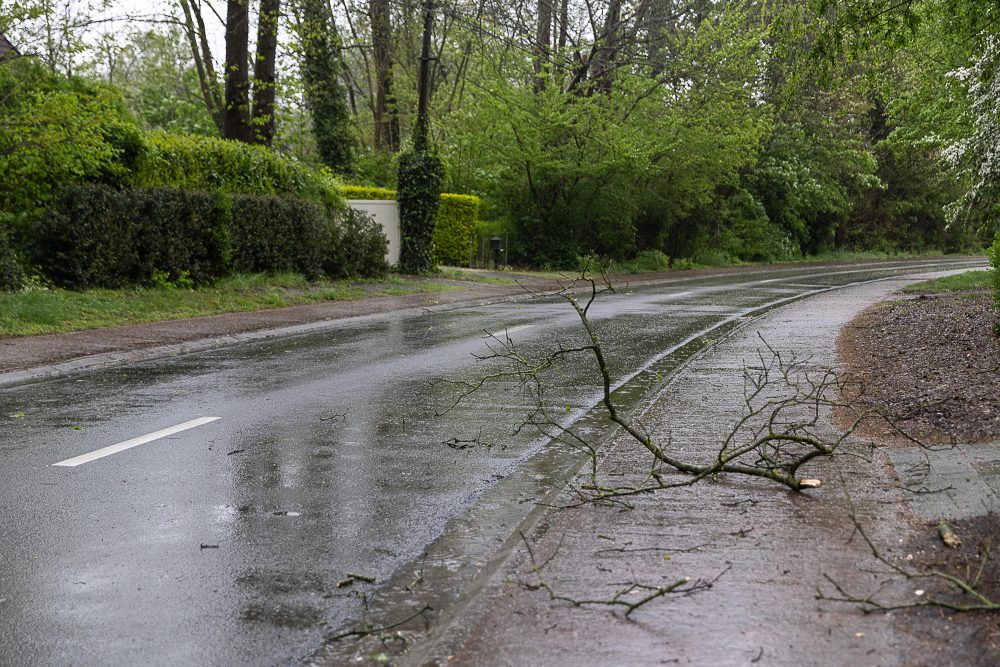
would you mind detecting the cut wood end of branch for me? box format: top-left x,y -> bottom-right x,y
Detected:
799,479 -> 822,488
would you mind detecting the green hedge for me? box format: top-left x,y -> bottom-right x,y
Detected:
339,185 -> 396,201
433,194 -> 480,266
230,195 -> 332,279
35,184 -> 388,288
137,132 -> 345,210
35,185 -> 232,288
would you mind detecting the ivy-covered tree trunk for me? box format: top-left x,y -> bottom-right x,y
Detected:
397,0 -> 442,274
250,0 -> 280,146
298,0 -> 354,173
397,127 -> 443,274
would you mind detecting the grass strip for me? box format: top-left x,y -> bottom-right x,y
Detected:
0,273 -> 464,338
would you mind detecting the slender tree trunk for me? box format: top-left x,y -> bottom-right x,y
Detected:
558,0 -> 568,52
591,0 -> 621,95
178,0 -> 223,133
416,0 -> 434,145
251,0 -> 281,145
370,0 -> 399,152
224,0 -> 253,142
534,0 -> 552,93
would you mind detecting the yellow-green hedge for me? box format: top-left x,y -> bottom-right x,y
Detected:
339,186 -> 481,267
433,194 -> 480,266
339,185 -> 396,200
138,132 -> 345,210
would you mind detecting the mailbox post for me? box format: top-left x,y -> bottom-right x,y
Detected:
489,237 -> 502,270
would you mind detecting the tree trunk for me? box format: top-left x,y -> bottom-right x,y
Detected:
224,0 -> 253,142
415,0 -> 434,147
534,0 -> 552,93
591,0 -> 622,95
251,0 -> 281,146
178,0 -> 223,133
370,0 -> 399,152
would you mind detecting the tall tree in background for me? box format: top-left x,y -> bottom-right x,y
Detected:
370,0 -> 399,151
250,0 -> 280,145
397,0 -> 442,273
178,0 -> 223,133
297,0 -> 354,172
223,0 -> 252,141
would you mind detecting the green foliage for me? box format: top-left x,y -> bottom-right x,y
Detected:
297,0 -> 354,174
0,57 -> 145,218
432,194 -> 480,266
339,185 -> 396,200
229,195 -> 331,279
33,183 -> 387,289
397,137 -> 444,274
35,185 -> 233,288
136,132 -> 345,210
0,223 -> 26,292
333,207 -> 390,278
115,29 -> 219,137
716,189 -> 799,264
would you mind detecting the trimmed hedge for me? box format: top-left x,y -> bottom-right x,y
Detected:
35,184 -> 389,288
137,132 -> 345,210
339,185 -> 395,201
432,194 -> 480,266
230,195 -> 331,279
35,185 -> 232,288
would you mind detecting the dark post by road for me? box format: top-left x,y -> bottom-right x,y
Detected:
490,236 -> 502,270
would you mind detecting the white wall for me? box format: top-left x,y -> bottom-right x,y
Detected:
346,199 -> 400,266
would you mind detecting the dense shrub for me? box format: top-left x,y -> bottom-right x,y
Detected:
717,189 -> 799,263
332,208 -> 390,278
432,194 -> 480,266
0,224 -> 25,291
33,184 -> 389,288
35,185 -> 232,288
339,185 -> 396,200
0,58 -> 145,218
230,195 -> 332,279
136,132 -> 345,210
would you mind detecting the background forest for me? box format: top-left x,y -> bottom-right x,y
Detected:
2,0 -> 999,271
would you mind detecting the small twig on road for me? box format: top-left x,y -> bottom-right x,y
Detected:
328,603 -> 433,641
336,573 -> 376,588
518,531 -> 720,619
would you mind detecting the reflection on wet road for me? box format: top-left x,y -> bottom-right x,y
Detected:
0,258 -> 985,665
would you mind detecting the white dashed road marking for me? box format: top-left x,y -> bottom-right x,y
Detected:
52,417 -> 221,467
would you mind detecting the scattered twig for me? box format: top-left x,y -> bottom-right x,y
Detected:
818,514 -> 999,613
518,531 -> 719,619
336,573 -> 376,588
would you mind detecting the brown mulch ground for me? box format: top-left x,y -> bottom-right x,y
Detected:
838,290 -> 1000,445
839,288 -> 1000,665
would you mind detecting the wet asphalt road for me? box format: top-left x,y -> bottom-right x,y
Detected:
0,258 -> 986,666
